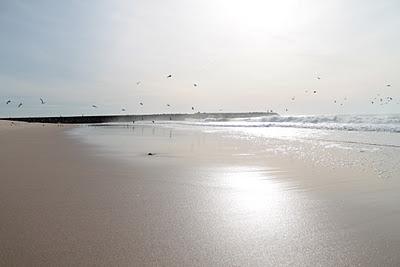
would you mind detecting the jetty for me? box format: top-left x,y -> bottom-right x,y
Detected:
1,112 -> 278,124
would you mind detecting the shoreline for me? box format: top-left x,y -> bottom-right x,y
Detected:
1,123 -> 400,265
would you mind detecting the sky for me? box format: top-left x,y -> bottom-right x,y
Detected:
0,0 -> 399,117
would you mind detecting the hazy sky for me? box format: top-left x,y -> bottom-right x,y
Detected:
1,0 -> 399,116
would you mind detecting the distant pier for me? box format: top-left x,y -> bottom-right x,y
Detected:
1,112 -> 278,124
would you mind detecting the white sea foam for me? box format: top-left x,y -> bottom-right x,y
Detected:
177,114 -> 400,133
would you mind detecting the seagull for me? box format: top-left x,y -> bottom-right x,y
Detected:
92,105 -> 98,108
386,84 -> 391,87
6,100 -> 11,104
166,104 -> 170,107
316,76 -> 321,80
140,102 -> 144,106
40,98 -> 46,104
191,106 -> 195,111
122,108 -> 126,112
17,102 -> 23,108
167,74 -> 172,78
193,83 -> 198,87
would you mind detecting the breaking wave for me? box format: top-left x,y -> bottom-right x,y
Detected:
178,114 -> 400,133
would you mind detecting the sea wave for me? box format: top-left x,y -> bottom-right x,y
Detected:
179,114 -> 400,133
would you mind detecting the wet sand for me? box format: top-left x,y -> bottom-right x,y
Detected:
1,123 -> 400,266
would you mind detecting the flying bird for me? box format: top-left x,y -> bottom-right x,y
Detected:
166,104 -> 170,107
291,97 -> 295,101
17,102 -> 23,108
92,105 -> 98,108
122,108 -> 126,111
6,100 -> 11,104
313,90 -> 317,94
140,102 -> 144,106
167,74 -> 172,78
40,98 -> 46,104
386,84 -> 391,87
191,107 -> 195,111
136,81 -> 141,85
316,77 -> 321,80
193,83 -> 198,87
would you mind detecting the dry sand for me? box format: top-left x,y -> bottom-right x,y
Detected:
1,122 -> 400,266
0,123 -> 146,266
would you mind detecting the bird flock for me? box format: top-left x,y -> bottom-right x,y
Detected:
3,75 -> 398,115
283,77 -> 397,113
91,74 -> 199,112
3,74 -> 200,115
5,98 -> 47,109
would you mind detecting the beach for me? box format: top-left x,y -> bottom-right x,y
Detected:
1,120 -> 400,266
2,0 -> 399,265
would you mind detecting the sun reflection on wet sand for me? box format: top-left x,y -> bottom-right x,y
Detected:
207,166 -> 312,242
221,167 -> 287,212
65,125 -> 400,265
